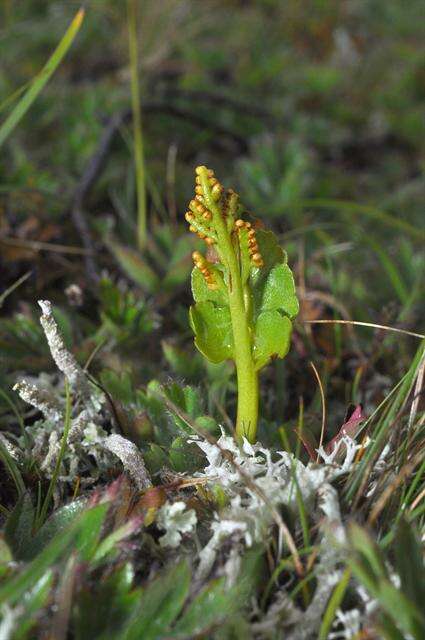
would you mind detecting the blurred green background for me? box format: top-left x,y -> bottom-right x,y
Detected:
1,0 -> 424,439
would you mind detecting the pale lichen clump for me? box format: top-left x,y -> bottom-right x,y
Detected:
104,434 -> 151,491
38,300 -> 89,394
169,429 -> 380,639
11,299 -> 152,491
156,501 -> 197,548
13,379 -> 63,422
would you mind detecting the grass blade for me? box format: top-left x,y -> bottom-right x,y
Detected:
0,505 -> 107,606
127,0 -> 147,249
319,567 -> 351,640
300,198 -> 425,242
0,8 -> 85,149
0,436 -> 25,497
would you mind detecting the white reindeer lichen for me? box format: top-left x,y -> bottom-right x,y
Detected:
190,429 -> 361,636
13,379 -> 63,421
12,300 -> 152,491
156,501 -> 197,548
38,299 -> 89,394
104,434 -> 152,491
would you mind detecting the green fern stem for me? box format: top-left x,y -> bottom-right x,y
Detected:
198,168 -> 259,442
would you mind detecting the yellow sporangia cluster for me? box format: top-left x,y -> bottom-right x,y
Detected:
234,218 -> 264,268
184,167 -> 223,246
185,165 -> 264,288
192,251 -> 218,290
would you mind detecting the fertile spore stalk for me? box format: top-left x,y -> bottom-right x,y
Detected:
186,166 -> 299,443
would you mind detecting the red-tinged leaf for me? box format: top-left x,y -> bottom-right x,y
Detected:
325,404 -> 365,454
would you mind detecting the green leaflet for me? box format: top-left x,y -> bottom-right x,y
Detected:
251,251 -> 298,368
122,560 -> 191,640
249,230 -> 297,324
253,311 -> 292,369
191,266 -> 227,306
256,262 -> 299,319
250,229 -> 286,277
189,301 -> 233,363
107,242 -> 160,293
170,577 -> 230,638
190,235 -> 298,368
191,266 -> 231,364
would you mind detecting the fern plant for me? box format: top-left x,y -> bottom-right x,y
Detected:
185,166 -> 299,442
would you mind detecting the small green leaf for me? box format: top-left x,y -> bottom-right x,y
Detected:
122,560 -> 191,640
253,311 -> 292,369
349,524 -> 387,582
394,519 -> 425,611
0,536 -> 12,569
144,443 -> 170,473
189,301 -> 233,363
74,564 -> 140,640
5,493 -> 34,560
0,505 -> 108,606
108,242 -> 160,293
170,578 -> 233,638
251,229 -> 286,274
162,341 -> 203,379
378,581 -> 425,638
376,615 -> 407,640
169,436 -> 205,472
191,267 -> 227,306
92,520 -> 140,563
319,568 -> 351,640
23,499 -> 87,560
259,263 -> 299,318
13,571 -> 53,640
196,415 -> 220,435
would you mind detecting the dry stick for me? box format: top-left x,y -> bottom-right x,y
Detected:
303,319 -> 424,340
0,270 -> 31,308
410,486 -> 425,512
408,349 -> 425,430
70,99 -> 246,223
160,392 -> 304,577
310,361 -> 326,463
0,237 -> 90,255
352,400 -> 418,512
69,110 -> 128,282
127,0 -> 146,250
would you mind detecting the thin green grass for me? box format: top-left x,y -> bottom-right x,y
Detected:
319,568 -> 351,640
346,341 -> 425,502
300,198 -> 425,242
0,8 -> 84,149
364,236 -> 409,305
35,381 -> 72,529
127,0 -> 147,249
0,436 -> 25,497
